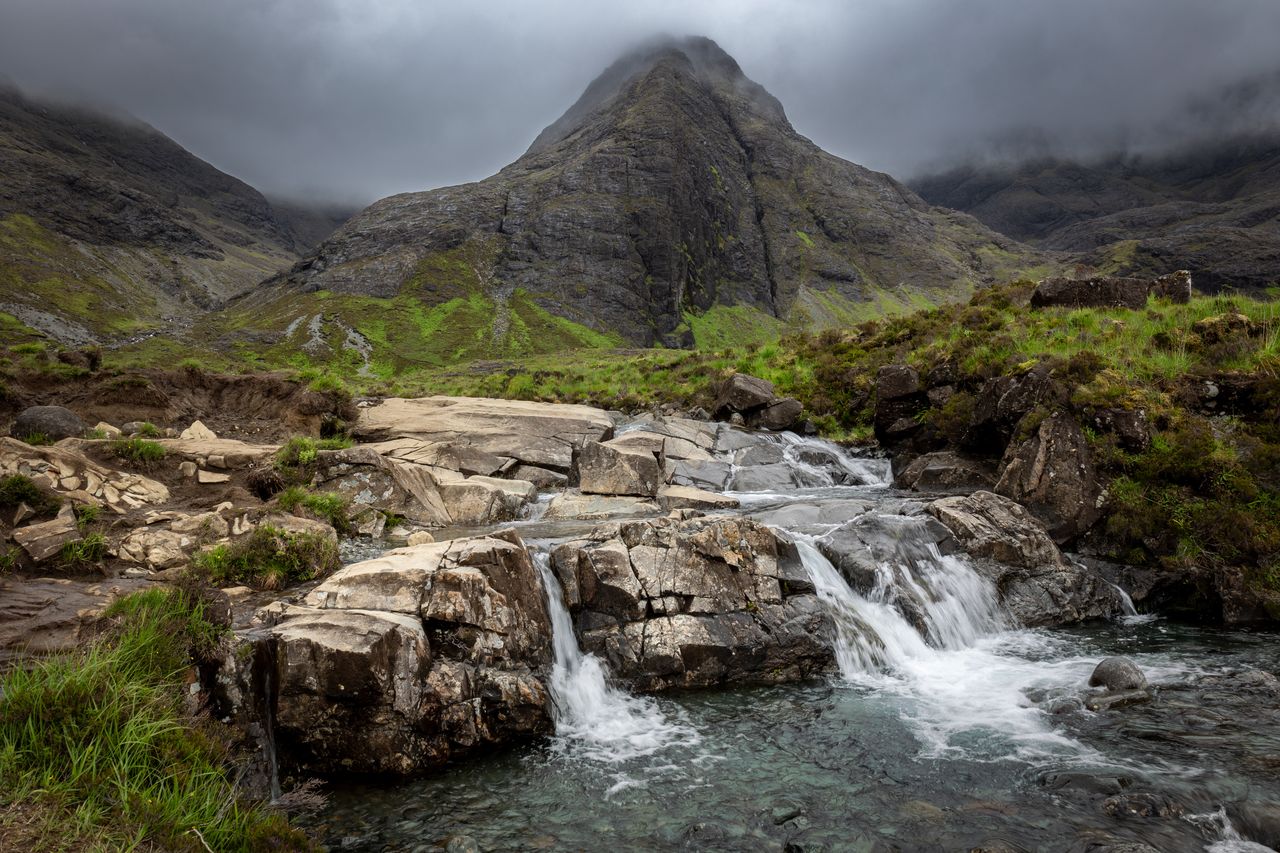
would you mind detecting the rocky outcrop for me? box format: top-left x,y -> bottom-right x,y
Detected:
215,532 -> 552,776
549,517 -> 830,691
873,364 -> 927,445
995,413 -> 1101,544
0,576 -> 154,667
894,451 -> 996,493
712,374 -> 804,432
354,397 -> 614,473
962,365 -> 1065,457
927,491 -> 1121,626
1030,272 -> 1193,310
0,436 -> 169,515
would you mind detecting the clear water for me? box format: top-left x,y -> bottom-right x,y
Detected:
304,429 -> 1280,852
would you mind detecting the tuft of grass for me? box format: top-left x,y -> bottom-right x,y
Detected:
109,437 -> 167,468
74,504 -> 100,528
19,432 -> 51,446
193,525 -> 340,591
276,487 -> 352,534
58,533 -> 107,569
0,474 -> 61,516
274,435 -> 352,473
0,585 -> 312,850
136,422 -> 162,438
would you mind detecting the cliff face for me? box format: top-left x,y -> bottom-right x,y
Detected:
914,133 -> 1280,292
273,37 -> 1037,346
0,88 -> 345,344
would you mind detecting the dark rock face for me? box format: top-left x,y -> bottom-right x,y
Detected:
1030,271 -> 1193,310
272,37 -> 1035,345
962,366 -> 1065,457
894,451 -> 996,492
11,405 -> 84,441
874,364 -> 927,445
713,373 -> 802,431
913,131 -> 1280,292
995,413 -> 1101,545
549,517 -> 832,691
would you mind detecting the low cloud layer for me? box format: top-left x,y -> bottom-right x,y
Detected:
2,0 -> 1277,204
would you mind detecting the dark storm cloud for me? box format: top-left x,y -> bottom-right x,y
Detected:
1,0 -> 1277,203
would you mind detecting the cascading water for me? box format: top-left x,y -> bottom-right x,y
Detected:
533,553 -> 699,765
773,432 -> 892,487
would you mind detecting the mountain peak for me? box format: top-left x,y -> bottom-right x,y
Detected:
526,36 -> 786,155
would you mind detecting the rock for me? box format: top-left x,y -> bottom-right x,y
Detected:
179,420 -> 217,441
1089,408 -> 1150,452
1100,792 -> 1183,819
927,491 -> 1121,626
178,460 -> 197,478
1031,275 -> 1175,310
215,532 -> 552,776
873,364 -> 925,445
0,437 -> 169,513
1084,689 -> 1152,711
656,485 -> 739,512
93,422 -> 122,439
1150,270 -> 1193,303
1227,801 -> 1280,850
995,413 -> 1101,544
730,462 -> 826,492
197,469 -> 231,484
543,491 -> 661,521
747,398 -> 803,431
550,517 -> 832,691
507,463 -> 567,491
436,476 -> 534,525
734,444 -> 785,466
407,531 -> 436,546
574,440 -> 663,497
963,366 -> 1064,456
12,510 -> 80,563
311,446 -> 452,527
12,405 -> 85,442
667,459 -> 734,491
1089,657 -> 1148,691
0,576 -> 153,666
713,373 -> 777,417
894,451 -> 996,492
354,396 -> 614,471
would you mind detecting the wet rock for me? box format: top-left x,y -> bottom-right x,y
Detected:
436,476 -> 534,525
544,491 -> 661,521
873,364 -> 925,444
1100,792 -> 1183,819
667,458 -> 734,491
748,398 -> 803,432
713,373 -> 778,418
1040,771 -> 1132,796
730,462 -> 826,492
1085,689 -> 1152,711
1227,801 -> 1280,850
927,491 -> 1121,626
215,532 -> 552,776
574,440 -> 663,497
656,485 -> 739,511
894,451 -> 996,492
550,517 -> 833,690
507,463 -> 566,491
1089,657 -> 1148,691
735,444 -> 785,466
995,413 -> 1101,544
962,366 -> 1064,456
12,405 -> 85,441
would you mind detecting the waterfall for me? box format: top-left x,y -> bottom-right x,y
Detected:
773,432 -> 893,487
792,525 -> 1005,679
534,554 -> 699,764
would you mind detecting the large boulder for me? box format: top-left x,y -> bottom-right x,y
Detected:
713,373 -> 777,418
214,531 -> 552,776
927,491 -> 1121,626
747,398 -> 803,432
11,405 -> 84,442
995,413 -> 1101,544
573,440 -> 664,497
353,396 -> 614,472
549,517 -> 830,691
873,364 -> 926,445
962,365 -> 1064,457
894,451 -> 996,493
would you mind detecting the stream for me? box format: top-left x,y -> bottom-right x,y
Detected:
311,431 -> 1279,853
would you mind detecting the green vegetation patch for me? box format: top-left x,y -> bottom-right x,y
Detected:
0,586 -> 311,850
0,474 -> 61,517
193,524 -> 340,591
109,437 -> 167,467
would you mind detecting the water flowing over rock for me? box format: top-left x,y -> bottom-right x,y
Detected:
926,491 -> 1121,626
214,531 -> 553,776
548,517 -> 830,691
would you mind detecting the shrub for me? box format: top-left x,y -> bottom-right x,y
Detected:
136,421 -> 162,438
274,435 -> 353,473
193,525 -> 339,591
109,437 -> 167,467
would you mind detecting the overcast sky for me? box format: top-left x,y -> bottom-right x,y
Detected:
2,0 -> 1278,205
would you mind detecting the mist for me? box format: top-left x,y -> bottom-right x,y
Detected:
1,0 -> 1277,204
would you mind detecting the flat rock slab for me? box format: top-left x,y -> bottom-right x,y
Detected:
544,491 -> 661,521
0,576 -> 153,666
355,396 -> 614,470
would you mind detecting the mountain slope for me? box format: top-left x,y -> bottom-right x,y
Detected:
913,133 -> 1280,291
247,37 -> 1042,354
0,87 -> 320,344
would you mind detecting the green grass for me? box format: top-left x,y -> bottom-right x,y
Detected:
276,487 -> 352,534
0,586 -> 311,850
193,525 -> 340,591
58,533 -> 107,569
274,435 -> 353,473
109,437 -> 167,467
0,474 -> 61,517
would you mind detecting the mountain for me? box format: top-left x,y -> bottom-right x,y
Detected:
913,133 -> 1280,291
0,87 -> 344,345
238,36 -> 1040,362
